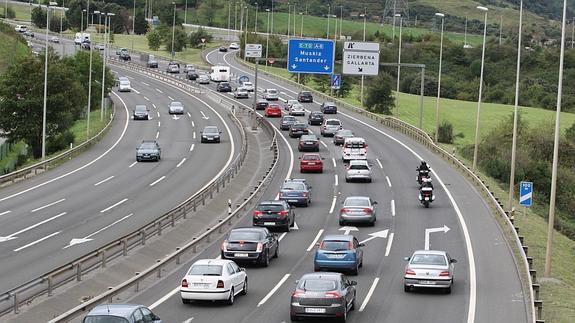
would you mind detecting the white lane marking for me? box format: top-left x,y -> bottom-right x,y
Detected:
278,232 -> 287,241
359,277 -> 380,312
100,198 -> 128,213
176,158 -> 186,168
320,140 -> 328,148
168,96 -> 174,100
156,111 -> 160,118
189,143 -> 195,152
257,274 -> 291,307
193,132 -> 196,139
385,232 -> 394,257
386,176 -> 392,187
64,213 -> 134,248
14,231 -> 61,252
376,158 -> 383,169
126,75 -> 135,79
0,92 -> 130,204
182,318 -> 194,323
152,103 -> 157,109
391,200 -> 396,217
0,211 -> 11,216
155,131 -> 160,139
129,161 -> 137,168
0,212 -> 66,241
150,286 -> 179,309
280,91 -> 287,95
329,196 -> 337,214
332,157 -> 336,168
150,176 -> 166,187
334,174 -> 338,186
31,198 -> 66,213
94,176 -> 115,186
158,121 -> 161,127
131,88 -> 141,94
142,82 -> 150,86
306,229 -> 324,252
144,96 -> 150,101
188,113 -> 192,119
156,88 -> 163,93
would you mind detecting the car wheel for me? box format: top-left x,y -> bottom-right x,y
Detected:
350,295 -> 356,311
339,219 -> 345,226
404,285 -> 411,293
345,178 -> 350,183
351,263 -> 359,276
290,315 -> 300,322
182,298 -> 191,304
314,265 -> 320,272
226,287 -> 234,305
339,303 -> 347,322
136,158 -> 141,162
284,222 -> 290,232
261,251 -> 270,267
445,285 -> 452,294
240,278 -> 248,295
274,244 -> 279,258
300,168 -> 305,173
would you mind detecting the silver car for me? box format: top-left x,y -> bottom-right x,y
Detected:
234,88 -> 249,99
404,250 -> 457,294
197,74 -> 210,84
320,118 -> 342,137
289,103 -> 306,116
82,304 -> 161,323
264,88 -> 279,100
345,160 -> 372,183
168,101 -> 184,114
339,196 -> 377,226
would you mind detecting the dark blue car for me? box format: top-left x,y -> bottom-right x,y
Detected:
279,179 -> 312,207
314,235 -> 364,275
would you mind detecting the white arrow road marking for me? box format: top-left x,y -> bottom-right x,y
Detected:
329,196 -> 337,214
257,274 -> 290,307
292,221 -> 299,230
144,96 -> 150,101
129,161 -> 137,168
156,88 -> 163,93
385,232 -> 394,256
0,211 -> 11,216
332,157 -> 336,168
359,229 -> 389,244
176,158 -> 186,168
31,198 -> 66,213
339,226 -> 358,235
359,277 -> 380,312
376,158 -> 383,169
172,115 -> 180,120
425,225 -> 450,250
64,213 -> 134,249
0,212 -> 66,243
391,200 -> 396,217
94,176 -> 114,186
306,229 -> 324,252
14,231 -> 61,252
190,143 -> 195,152
386,176 -> 392,187
100,198 -> 128,213
150,176 -> 166,187
200,111 -> 209,119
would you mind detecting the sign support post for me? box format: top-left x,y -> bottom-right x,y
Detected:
252,58 -> 259,131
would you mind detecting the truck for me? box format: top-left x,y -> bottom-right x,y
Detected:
210,66 -> 231,82
74,32 -> 91,45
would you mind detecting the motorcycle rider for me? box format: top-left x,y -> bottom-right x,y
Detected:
419,177 -> 435,205
416,161 -> 431,184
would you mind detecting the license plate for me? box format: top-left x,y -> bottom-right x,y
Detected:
264,222 -> 276,226
288,199 -> 298,203
234,253 -> 249,257
308,162 -> 316,165
420,280 -> 435,285
424,197 -> 430,201
327,254 -> 346,259
207,138 -> 213,140
305,308 -> 326,314
192,283 -> 209,288
306,142 -> 314,145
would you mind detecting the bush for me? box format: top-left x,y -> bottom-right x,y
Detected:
189,27 -> 213,47
437,120 -> 454,144
47,131 -> 75,155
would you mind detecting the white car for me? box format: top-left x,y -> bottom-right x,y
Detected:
345,160 -> 372,182
184,64 -> 195,73
342,137 -> 368,162
289,103 -> 306,116
285,99 -> 298,111
197,74 -> 210,84
229,42 -> 240,50
118,77 -> 131,92
263,88 -> 279,100
49,36 -> 60,43
169,101 -> 184,114
234,88 -> 249,99
180,259 -> 247,304
240,81 -> 254,92
95,43 -> 105,50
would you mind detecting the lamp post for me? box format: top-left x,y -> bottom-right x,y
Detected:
395,14 -> 402,116
339,5 -> 343,39
299,11 -> 303,37
326,4 -> 330,39
434,12 -> 445,143
227,1 -> 231,41
243,5 -> 248,60
100,12 -> 114,122
239,3 -> 244,33
131,0 -> 136,50
270,0 -> 274,35
265,8 -> 270,70
287,2 -> 290,38
234,1 -> 237,32
42,1 -> 58,160
254,3 -> 258,33
360,8 -> 366,106
184,0 -> 187,24
572,17 -> 574,49
472,5 -> 488,171
85,4 -> 91,138
95,10 -> 101,33
170,2 -> 176,60
81,9 -> 86,33
544,0 -> 568,278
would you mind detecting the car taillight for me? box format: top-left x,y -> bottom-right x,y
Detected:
181,279 -> 189,288
292,290 -> 305,298
216,280 -> 225,288
256,242 -> 263,252
439,271 -> 451,277
319,241 -> 324,249
254,210 -> 263,216
349,241 -> 354,249
221,241 -> 228,251
405,269 -> 416,276
340,208 -> 349,213
279,210 -> 289,216
363,208 -> 373,214
324,291 -> 342,298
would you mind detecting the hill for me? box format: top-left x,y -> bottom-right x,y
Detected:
0,22 -> 29,73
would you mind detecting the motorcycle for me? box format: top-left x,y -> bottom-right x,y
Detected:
419,187 -> 434,208
416,169 -> 430,185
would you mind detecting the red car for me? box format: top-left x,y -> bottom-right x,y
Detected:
265,103 -> 282,117
299,153 -> 324,173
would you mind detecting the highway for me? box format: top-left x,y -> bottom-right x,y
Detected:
0,55 -> 242,295
100,49 -> 531,322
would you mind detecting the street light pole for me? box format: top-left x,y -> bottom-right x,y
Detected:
434,12 -> 445,142
507,0 -> 523,216
81,9 -> 85,33
265,8 -> 270,70
472,6 -> 488,171
243,5 -> 248,60
572,17 -> 574,49
339,6 -> 343,39
287,2 -> 290,38
326,4 -> 330,39
184,0 -> 187,25
254,3 -> 258,33
544,0 -> 568,278
395,14 -> 402,116
170,2 -> 176,60
300,11 -> 303,37
131,0 -> 136,50
101,13 -> 114,122
360,8 -> 366,106
42,2 -> 57,160
227,1 -> 231,41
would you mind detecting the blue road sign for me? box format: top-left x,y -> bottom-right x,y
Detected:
287,39 -> 335,74
519,181 -> 533,207
238,75 -> 250,84
331,74 -> 341,89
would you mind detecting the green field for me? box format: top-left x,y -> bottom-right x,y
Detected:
0,27 -> 29,72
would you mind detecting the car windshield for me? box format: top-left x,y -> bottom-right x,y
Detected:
120,81 -> 129,85
229,230 -> 264,241
140,143 -> 156,149
267,89 -> 278,94
344,198 -> 370,207
303,155 -> 320,161
83,316 -> 129,323
187,264 -> 223,276
292,104 -> 303,109
411,254 -> 447,266
298,279 -> 337,291
349,164 -> 368,170
337,130 -> 353,136
283,116 -> 297,122
292,124 -> 305,129
221,83 -> 230,87
301,92 -> 311,96
135,106 -> 147,112
171,102 -> 182,107
326,120 -> 340,126
321,240 -> 350,251
204,127 -> 219,134
258,204 -> 285,212
300,135 -> 316,141
282,182 -> 305,190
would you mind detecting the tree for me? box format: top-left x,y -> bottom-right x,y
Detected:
365,73 -> 394,115
147,29 -> 161,50
31,7 -> 46,29
189,27 -> 213,47
165,27 -> 188,53
133,9 -> 148,35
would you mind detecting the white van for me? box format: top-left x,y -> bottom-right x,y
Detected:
210,66 -> 231,82
342,137 -> 368,162
118,77 -> 131,92
15,25 -> 27,32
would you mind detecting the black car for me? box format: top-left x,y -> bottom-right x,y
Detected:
298,91 -> 314,103
221,227 -> 279,267
308,111 -> 325,125
298,134 -> 320,152
217,82 -> 232,92
136,140 -> 161,162
81,40 -> 91,50
280,115 -> 298,130
119,52 -> 132,61
289,122 -> 309,138
320,102 -> 338,114
186,71 -> 199,80
334,129 -> 354,145
200,126 -> 222,143
147,58 -> 158,68
255,99 -> 269,110
219,46 -> 228,52
253,200 -> 295,232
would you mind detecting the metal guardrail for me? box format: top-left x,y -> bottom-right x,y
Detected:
0,61 -> 264,320
238,59 -> 540,323
0,103 -> 115,186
